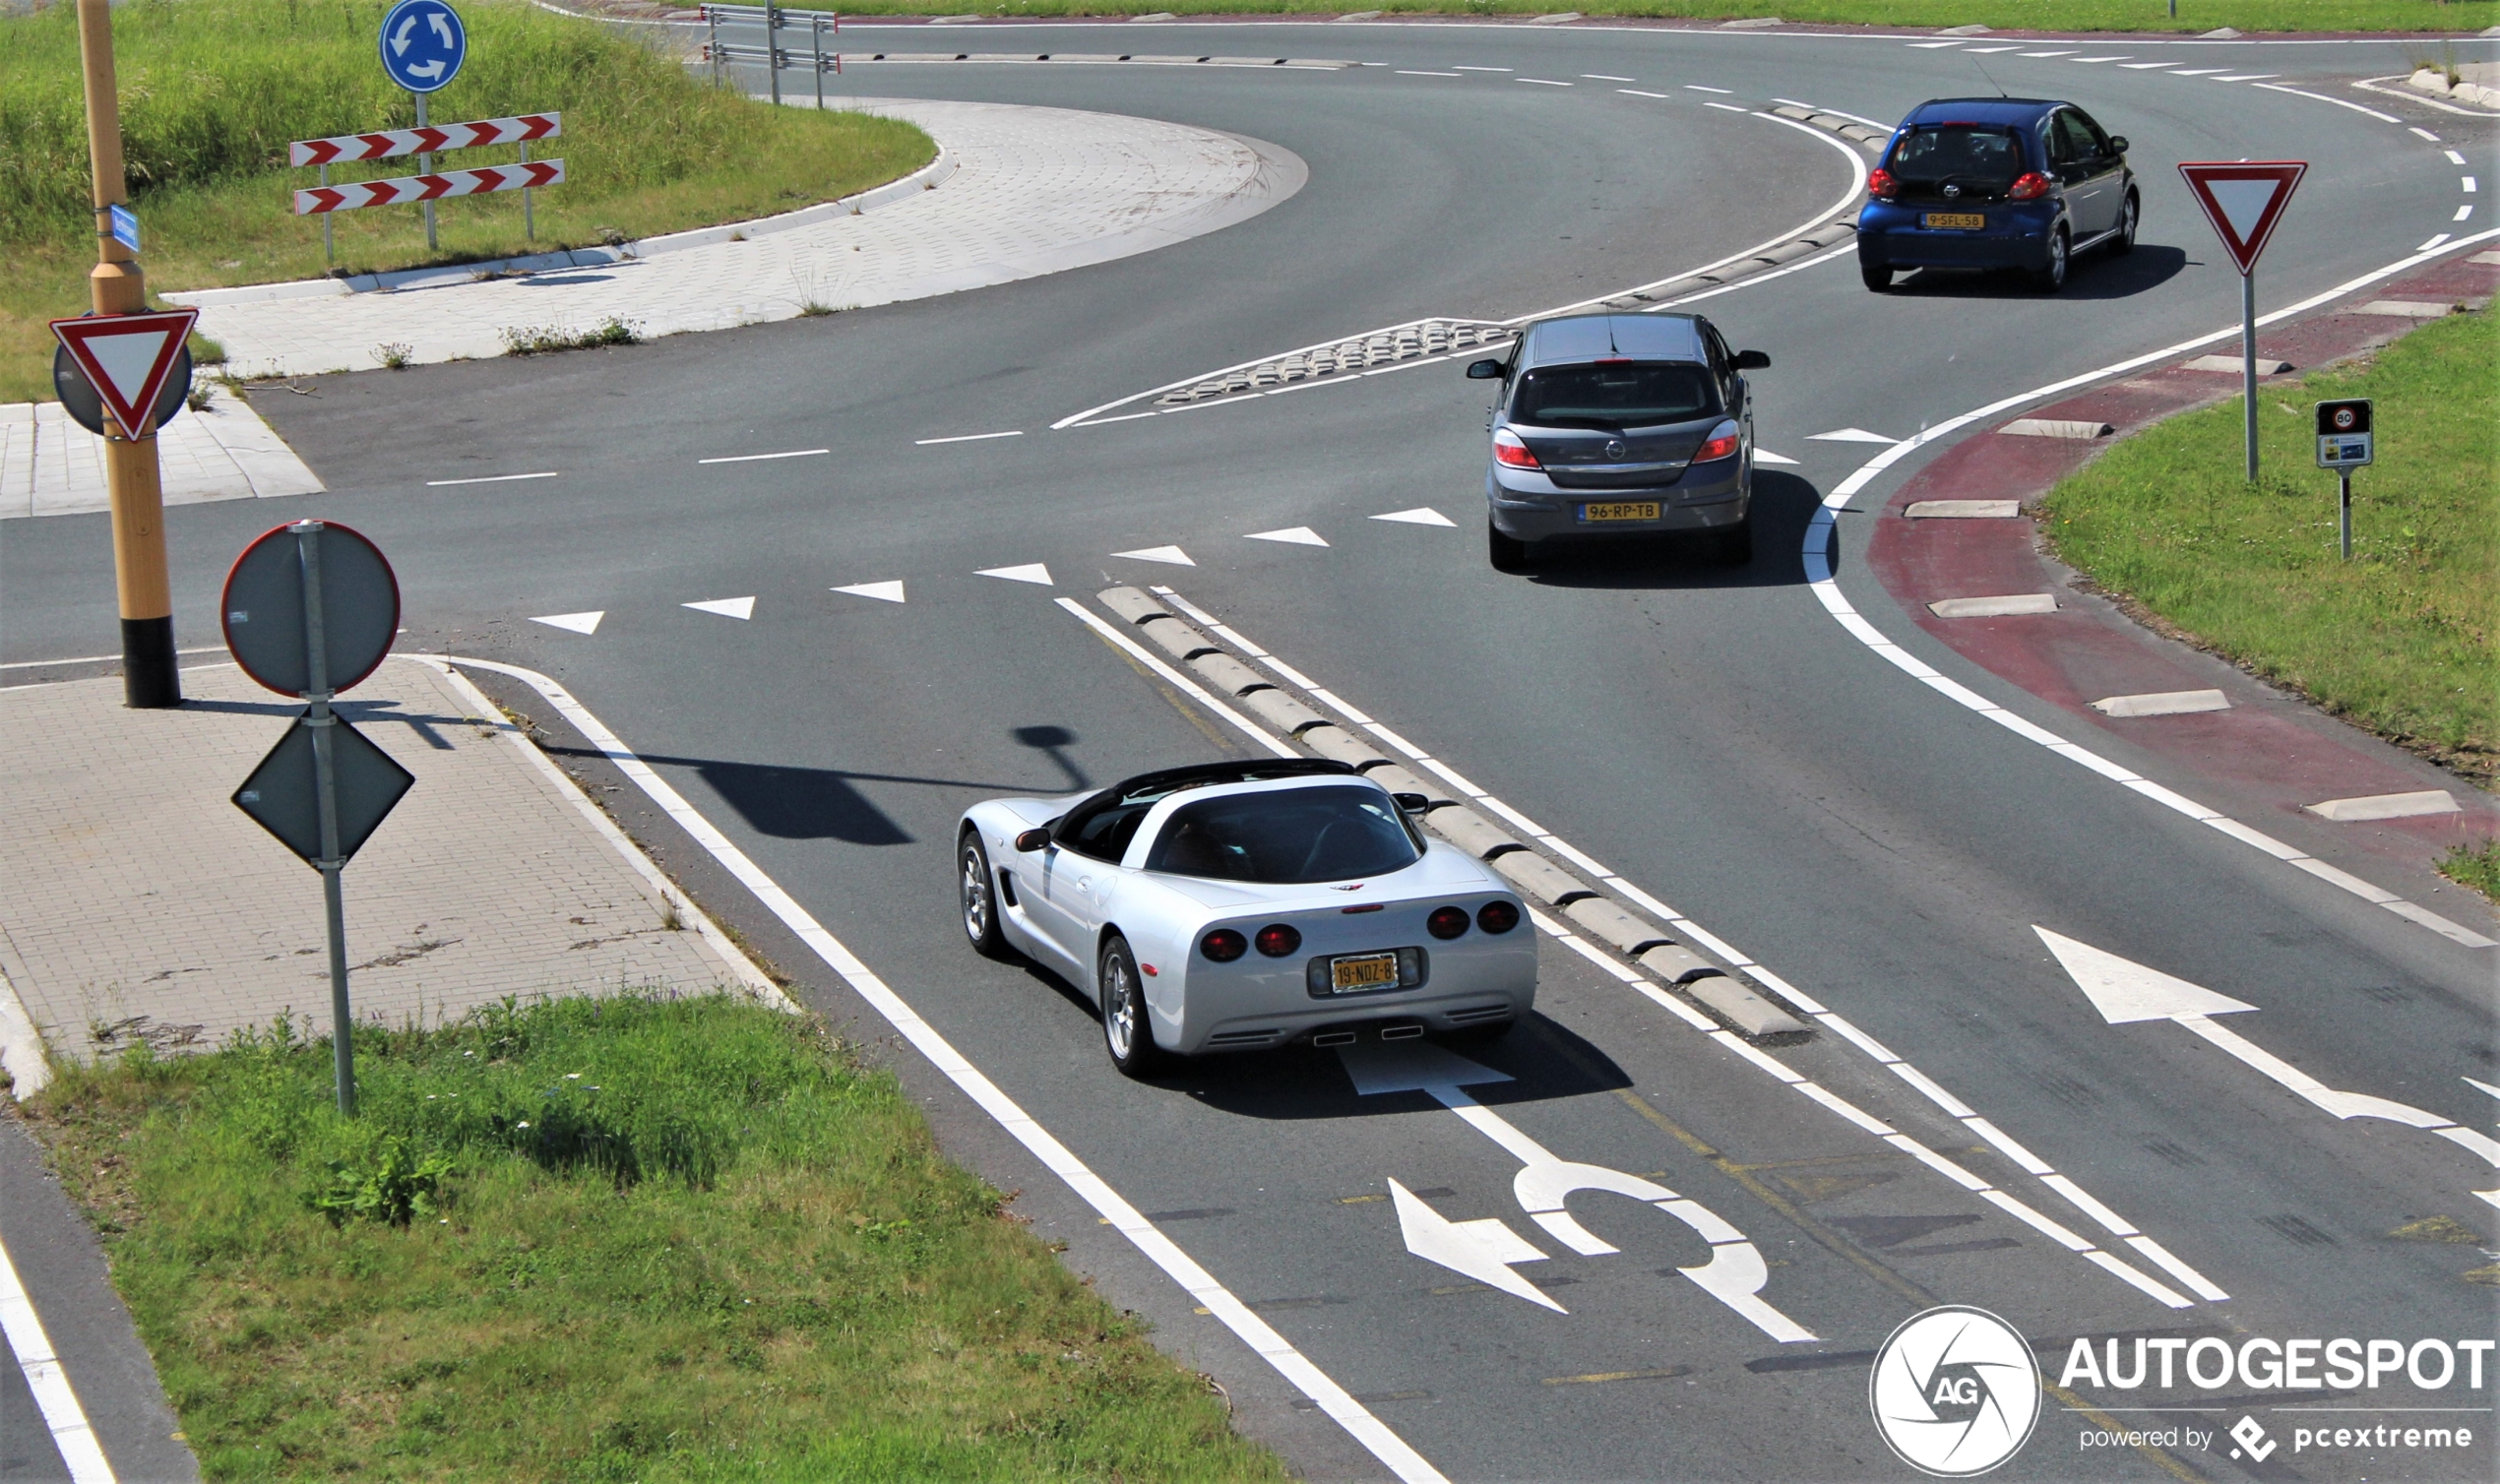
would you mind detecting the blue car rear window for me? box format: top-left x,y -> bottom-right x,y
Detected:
1513,363 -> 1719,430
1146,785 -> 1420,884
1889,124 -> 2025,190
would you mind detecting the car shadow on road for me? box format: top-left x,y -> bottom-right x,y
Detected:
1891,243 -> 2189,301
1522,470 -> 1823,591
1156,1013 -> 1635,1121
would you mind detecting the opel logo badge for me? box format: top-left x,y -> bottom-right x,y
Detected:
1604,439 -> 1627,461
1943,183 -> 1962,199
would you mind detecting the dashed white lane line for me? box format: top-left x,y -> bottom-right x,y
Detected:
1702,100 -> 1750,112
2167,67 -> 2232,76
1453,64 -> 1511,71
1800,228 -> 2500,953
833,580 -> 906,603
2463,171 -> 2478,187
1961,44 -> 2020,53
2074,56 -> 2128,64
2411,127 -> 2443,142
530,610 -> 604,635
1582,73 -> 1634,81
1905,39 -> 1963,48
1683,84 -> 1732,93
2458,205 -> 2476,221
1397,69 -> 1461,77
2448,152 -> 2469,166
1134,585 -> 2209,1313
438,655 -> 1437,1483
2019,50 -> 2078,58
427,470 -> 558,486
0,1237 -> 114,1484
698,448 -> 829,464
1518,77 -> 1573,87
682,595 -> 755,620
2119,61 -> 2176,69
2213,73 -> 2278,83
977,562 -> 1054,586
1618,88 -> 1669,98
915,430 -> 1025,446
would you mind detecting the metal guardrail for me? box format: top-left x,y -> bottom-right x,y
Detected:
700,5 -> 846,107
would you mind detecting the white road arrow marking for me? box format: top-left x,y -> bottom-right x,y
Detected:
2039,927 -> 2500,1167
833,581 -> 906,603
1752,449 -> 1800,465
1371,507 -> 1456,527
530,610 -> 604,635
1339,1044 -> 1815,1342
1806,427 -> 1899,444
1389,1181 -> 1564,1312
977,563 -> 1053,586
683,596 -> 755,620
1246,526 -> 1329,546
1112,545 -> 1195,566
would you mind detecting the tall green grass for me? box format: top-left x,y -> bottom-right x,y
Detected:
24,994 -> 1287,1481
1,0 -> 932,400
2040,307 -> 2496,784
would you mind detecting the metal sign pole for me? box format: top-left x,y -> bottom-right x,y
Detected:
708,6 -> 720,87
767,2 -> 781,106
2240,270 -> 2259,482
814,16 -> 824,109
2339,470 -> 2353,560
414,90 -> 438,251
290,521 -> 357,1115
320,161 -> 335,266
522,139 -> 534,239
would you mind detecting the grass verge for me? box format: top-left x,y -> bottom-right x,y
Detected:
3,0 -> 932,401
2442,838 -> 2500,902
18,993 -> 1285,1481
807,0 -> 2491,35
2038,305 -> 2495,784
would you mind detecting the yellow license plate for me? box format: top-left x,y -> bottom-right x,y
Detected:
1580,501 -> 1660,524
1923,212 -> 1986,230
1330,953 -> 1400,992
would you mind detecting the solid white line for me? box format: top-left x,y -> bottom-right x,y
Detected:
1396,70 -> 1461,77
1517,78 -> 1572,86
440,656 -> 1433,1481
698,448 -> 830,464
1618,88 -> 1669,97
1582,74 -> 1635,81
426,470 -> 557,485
2248,82 -> 2401,122
915,430 -> 1025,445
1684,84 -> 1732,93
1452,64 -> 1511,71
0,646 -> 225,670
1703,100 -> 1749,112
1798,227 -> 2500,950
0,1238 -> 113,1482
1127,589 -> 2206,1311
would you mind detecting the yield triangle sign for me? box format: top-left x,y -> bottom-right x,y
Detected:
2177,160 -> 2307,276
50,308 -> 198,436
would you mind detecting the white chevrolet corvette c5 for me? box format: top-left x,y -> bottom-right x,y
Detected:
957,760 -> 1536,1077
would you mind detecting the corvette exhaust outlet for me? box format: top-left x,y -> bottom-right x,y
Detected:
1378,1022 -> 1425,1041
1311,1029 -> 1358,1047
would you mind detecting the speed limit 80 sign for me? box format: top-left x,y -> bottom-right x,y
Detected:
2316,399 -> 2373,468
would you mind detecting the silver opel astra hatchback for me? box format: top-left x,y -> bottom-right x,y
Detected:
1469,312 -> 1769,572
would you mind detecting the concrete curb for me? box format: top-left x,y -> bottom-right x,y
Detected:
166,145 -> 957,310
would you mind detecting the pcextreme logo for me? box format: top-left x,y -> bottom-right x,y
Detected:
1869,1306 -> 2043,1476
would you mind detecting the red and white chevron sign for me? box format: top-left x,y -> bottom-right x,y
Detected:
287,112 -> 561,168
293,158 -> 565,216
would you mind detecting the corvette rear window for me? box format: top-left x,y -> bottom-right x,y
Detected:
1512,363 -> 1718,430
1145,786 -> 1421,884
1888,124 -> 2024,190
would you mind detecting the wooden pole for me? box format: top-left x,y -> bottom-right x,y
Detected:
77,0 -> 179,708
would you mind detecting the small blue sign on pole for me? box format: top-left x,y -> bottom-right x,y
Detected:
378,0 -> 467,93
108,203 -> 139,254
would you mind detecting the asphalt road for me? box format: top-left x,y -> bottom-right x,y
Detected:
6,21 -> 2495,1482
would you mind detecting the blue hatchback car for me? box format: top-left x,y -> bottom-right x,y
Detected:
1856,97 -> 2137,293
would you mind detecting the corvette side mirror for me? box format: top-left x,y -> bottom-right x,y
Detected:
1732,349 -> 1771,371
1392,792 -> 1430,814
1014,828 -> 1052,852
1466,358 -> 1505,380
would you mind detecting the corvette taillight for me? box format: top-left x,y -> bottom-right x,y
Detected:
1255,923 -> 1302,958
1201,929 -> 1247,961
1426,905 -> 1470,940
1867,167 -> 1899,202
1476,900 -> 1521,934
2007,171 -> 2052,202
1492,428 -> 1541,469
1692,421 -> 1741,463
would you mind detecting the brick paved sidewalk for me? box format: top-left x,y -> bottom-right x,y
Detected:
1,387 -> 324,522
0,656 -> 777,1095
170,96 -> 1299,380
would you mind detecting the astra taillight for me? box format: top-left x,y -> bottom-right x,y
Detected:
1492,428 -> 1541,469
1867,167 -> 1900,202
1692,421 -> 1741,463
2007,171 -> 2052,202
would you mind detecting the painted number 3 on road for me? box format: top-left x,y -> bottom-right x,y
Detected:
379,0 -> 466,93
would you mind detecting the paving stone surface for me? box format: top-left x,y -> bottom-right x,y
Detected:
0,658 -> 764,1080
0,388 -> 323,521
180,97 -> 1295,379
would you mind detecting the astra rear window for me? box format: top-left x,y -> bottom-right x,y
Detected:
1888,124 -> 2024,190
1512,363 -> 1719,430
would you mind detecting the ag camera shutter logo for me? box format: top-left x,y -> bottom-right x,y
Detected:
1869,1306 -> 2042,1476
